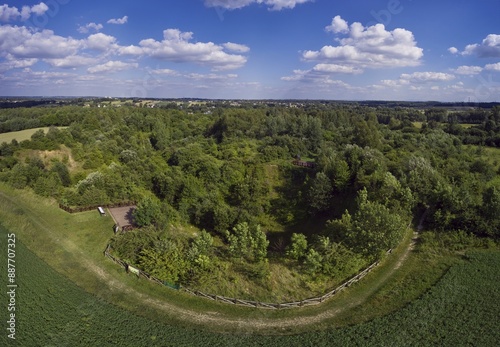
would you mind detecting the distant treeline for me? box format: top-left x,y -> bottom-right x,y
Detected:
0,99 -> 66,109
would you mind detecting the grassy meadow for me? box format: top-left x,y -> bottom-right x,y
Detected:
0,127 -> 55,144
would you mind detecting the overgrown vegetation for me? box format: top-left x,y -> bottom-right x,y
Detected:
1,101 -> 499,301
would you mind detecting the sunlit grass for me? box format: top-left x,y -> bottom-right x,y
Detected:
0,127 -> 53,144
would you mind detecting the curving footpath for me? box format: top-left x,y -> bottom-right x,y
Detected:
0,188 -> 417,333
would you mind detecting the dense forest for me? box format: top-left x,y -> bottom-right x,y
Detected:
1,101 -> 499,301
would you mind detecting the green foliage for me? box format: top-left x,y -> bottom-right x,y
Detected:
286,233 -> 308,260
303,248 -> 323,275
33,171 -> 62,197
2,102 -> 500,305
190,230 -> 214,256
480,186 -> 500,237
225,222 -> 269,263
331,159 -> 350,191
376,171 -> 414,215
331,188 -> 408,259
311,236 -> 365,278
50,161 -> 71,187
308,172 -> 333,214
133,196 -> 162,227
406,155 -> 445,205
138,244 -> 187,284
353,118 -> 381,149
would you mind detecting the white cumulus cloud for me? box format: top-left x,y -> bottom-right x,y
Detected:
303,16 -> 423,71
264,0 -> 312,10
87,60 -> 138,74
0,25 -> 81,59
281,69 -> 309,81
0,55 -> 37,72
186,72 -> 238,80
45,55 -> 99,68
0,2 -> 48,22
223,42 -> 250,53
485,62 -> 500,71
400,72 -> 455,83
325,15 -> 349,34
462,34 -> 500,57
312,63 -> 362,74
121,28 -> 248,70
0,5 -> 21,22
107,16 -> 128,25
78,22 -> 103,34
453,65 -> 483,75
86,33 -> 118,52
151,68 -> 179,76
204,0 -> 255,9
204,0 -> 313,11
30,2 -> 48,16
379,72 -> 456,90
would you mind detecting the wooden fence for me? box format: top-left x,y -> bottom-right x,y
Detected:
103,244 -> 385,310
59,201 -> 136,214
180,260 -> 380,309
104,245 -> 179,289
292,160 -> 317,169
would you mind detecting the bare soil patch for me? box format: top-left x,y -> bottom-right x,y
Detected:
108,205 -> 136,228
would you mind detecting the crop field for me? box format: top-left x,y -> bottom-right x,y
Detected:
1,218 -> 499,346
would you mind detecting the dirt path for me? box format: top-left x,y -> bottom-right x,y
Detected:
0,190 -> 418,333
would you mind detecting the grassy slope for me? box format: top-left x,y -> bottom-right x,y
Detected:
1,183 -> 413,330
1,221 -> 499,346
0,127 -> 65,144
0,184 -> 499,345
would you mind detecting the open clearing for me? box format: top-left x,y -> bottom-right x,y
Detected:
0,127 -> 66,144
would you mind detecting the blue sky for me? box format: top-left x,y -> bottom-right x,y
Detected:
1,0 -> 499,101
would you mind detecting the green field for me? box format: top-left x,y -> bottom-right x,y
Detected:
0,184 -> 499,345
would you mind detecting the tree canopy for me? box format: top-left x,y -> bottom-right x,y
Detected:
1,100 -> 499,300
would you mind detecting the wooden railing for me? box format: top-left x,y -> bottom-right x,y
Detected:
104,244 -> 387,310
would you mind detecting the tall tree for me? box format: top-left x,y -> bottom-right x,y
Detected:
308,172 -> 333,214
286,233 -> 308,261
329,188 -> 407,259
225,222 -> 269,263
133,196 -> 162,227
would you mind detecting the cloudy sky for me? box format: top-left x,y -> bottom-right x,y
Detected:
0,0 -> 499,101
